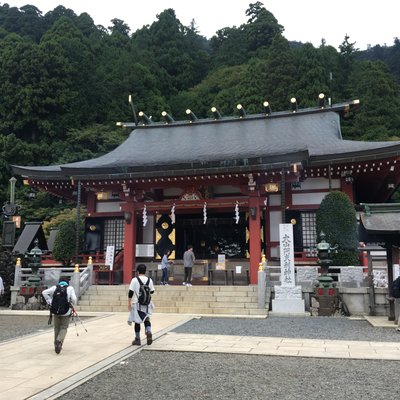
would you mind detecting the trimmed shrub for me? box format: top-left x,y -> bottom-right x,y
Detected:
316,191 -> 359,266
52,219 -> 83,267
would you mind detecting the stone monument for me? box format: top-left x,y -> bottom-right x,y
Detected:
272,224 -> 305,314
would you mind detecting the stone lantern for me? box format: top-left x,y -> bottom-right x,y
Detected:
314,232 -> 339,316
24,238 -> 43,287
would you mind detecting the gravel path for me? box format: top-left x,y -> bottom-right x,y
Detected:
0,314 -> 91,342
0,315 -> 52,342
58,316 -> 400,400
3,315 -> 399,399
59,350 -> 400,400
172,316 -> 400,342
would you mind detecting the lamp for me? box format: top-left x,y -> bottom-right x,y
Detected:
236,104 -> 246,118
318,93 -> 325,108
290,97 -> 297,112
138,111 -> 152,125
186,109 -> 198,122
211,106 -> 221,120
342,171 -> 354,184
263,101 -> 271,115
161,111 -> 174,124
124,212 -> 131,223
128,94 -> 138,125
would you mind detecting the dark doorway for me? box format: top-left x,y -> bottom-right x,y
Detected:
175,212 -> 247,259
285,211 -> 303,253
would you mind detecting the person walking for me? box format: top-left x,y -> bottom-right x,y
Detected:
42,280 -> 77,354
183,245 -> 195,286
161,250 -> 172,285
128,264 -> 155,345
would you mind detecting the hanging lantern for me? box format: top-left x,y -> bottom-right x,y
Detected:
203,202 -> 207,224
234,201 -> 239,224
170,203 -> 176,224
142,205 -> 148,227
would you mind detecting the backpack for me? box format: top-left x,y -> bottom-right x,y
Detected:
50,285 -> 70,315
391,277 -> 400,298
137,277 -> 151,306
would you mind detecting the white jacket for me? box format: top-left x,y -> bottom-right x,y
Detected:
42,285 -> 77,316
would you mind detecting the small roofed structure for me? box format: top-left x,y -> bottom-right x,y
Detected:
12,222 -> 48,255
360,203 -> 400,320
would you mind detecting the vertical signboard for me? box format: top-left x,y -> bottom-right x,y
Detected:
279,224 -> 295,287
105,245 -> 115,271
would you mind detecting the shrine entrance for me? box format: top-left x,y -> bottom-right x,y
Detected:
174,212 -> 247,259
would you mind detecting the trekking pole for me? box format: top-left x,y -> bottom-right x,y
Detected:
71,313 -> 79,336
71,305 -> 88,333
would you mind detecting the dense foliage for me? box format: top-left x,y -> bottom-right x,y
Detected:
0,1 -> 400,211
52,219 -> 83,266
316,191 -> 360,266
0,249 -> 15,306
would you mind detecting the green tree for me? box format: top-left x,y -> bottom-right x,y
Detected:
316,191 -> 359,266
337,34 -> 358,99
343,60 -> 400,140
0,249 -> 15,306
52,219 -> 83,267
258,35 -> 297,111
292,43 -> 329,107
244,1 -> 283,54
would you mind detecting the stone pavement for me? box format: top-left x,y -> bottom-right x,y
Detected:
0,311 -> 398,400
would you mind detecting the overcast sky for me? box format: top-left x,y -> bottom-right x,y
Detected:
7,0 -> 400,50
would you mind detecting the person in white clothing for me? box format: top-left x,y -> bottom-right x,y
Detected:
42,280 -> 77,354
128,264 -> 155,346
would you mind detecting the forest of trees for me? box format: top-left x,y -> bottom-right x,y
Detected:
1,1 -> 400,222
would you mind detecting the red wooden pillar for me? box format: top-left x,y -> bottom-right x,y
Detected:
248,196 -> 261,284
121,200 -> 136,284
340,178 -> 354,202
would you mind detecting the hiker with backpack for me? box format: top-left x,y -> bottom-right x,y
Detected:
128,264 -> 155,346
42,280 -> 77,354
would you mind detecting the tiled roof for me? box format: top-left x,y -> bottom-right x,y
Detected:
12,102 -> 400,179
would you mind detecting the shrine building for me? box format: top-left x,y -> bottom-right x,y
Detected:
12,99 -> 400,284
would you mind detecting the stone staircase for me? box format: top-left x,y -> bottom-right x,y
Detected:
76,285 -> 268,316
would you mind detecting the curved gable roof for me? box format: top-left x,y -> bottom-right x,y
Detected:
12,104 -> 400,179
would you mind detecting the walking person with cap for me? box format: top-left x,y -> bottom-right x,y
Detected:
42,280 -> 77,354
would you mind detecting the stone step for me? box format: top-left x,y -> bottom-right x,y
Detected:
87,285 -> 257,292
76,284 -> 265,315
75,306 -> 267,314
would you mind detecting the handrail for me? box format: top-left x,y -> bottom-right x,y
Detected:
12,260 -> 94,304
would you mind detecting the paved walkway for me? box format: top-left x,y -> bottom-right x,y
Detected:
0,311 -> 398,400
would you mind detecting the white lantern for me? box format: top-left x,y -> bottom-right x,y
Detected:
234,201 -> 239,224
142,205 -> 148,227
203,202 -> 207,224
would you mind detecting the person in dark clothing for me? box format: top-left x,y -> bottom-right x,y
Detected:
183,245 -> 195,286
